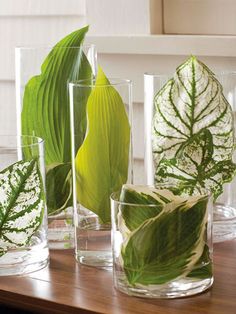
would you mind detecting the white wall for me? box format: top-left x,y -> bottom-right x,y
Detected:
0,0 -> 86,135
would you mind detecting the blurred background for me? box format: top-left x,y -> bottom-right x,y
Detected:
1,0 -> 236,183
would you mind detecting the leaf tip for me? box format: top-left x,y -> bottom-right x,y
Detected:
96,66 -> 110,86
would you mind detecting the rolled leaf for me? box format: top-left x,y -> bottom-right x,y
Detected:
75,67 -> 130,223
46,163 -> 72,215
0,160 -> 45,256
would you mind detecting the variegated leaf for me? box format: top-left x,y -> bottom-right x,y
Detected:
121,186 -> 209,285
155,129 -> 236,199
152,56 -> 234,166
0,160 -> 45,256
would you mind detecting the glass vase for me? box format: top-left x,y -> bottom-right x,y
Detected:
0,135 -> 49,276
144,72 -> 236,243
15,45 -> 97,249
69,77 -> 133,267
111,185 -> 213,298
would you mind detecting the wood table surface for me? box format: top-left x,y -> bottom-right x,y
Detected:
0,240 -> 236,314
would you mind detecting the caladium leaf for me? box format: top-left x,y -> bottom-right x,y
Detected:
152,56 -> 234,165
75,67 -> 130,223
121,194 -> 209,285
21,26 -> 92,215
155,129 -> 236,199
0,159 -> 45,256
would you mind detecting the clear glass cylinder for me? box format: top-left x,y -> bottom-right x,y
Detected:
0,135 -> 49,276
15,45 -> 97,249
69,78 -> 133,267
111,185 -> 213,298
144,72 -> 236,243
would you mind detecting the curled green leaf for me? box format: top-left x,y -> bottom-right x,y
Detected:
46,163 -> 72,215
75,67 -> 130,223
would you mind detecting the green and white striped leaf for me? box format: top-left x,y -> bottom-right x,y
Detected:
152,56 -> 234,165
121,191 -> 209,285
0,160 -> 45,256
156,129 -> 236,199
119,184 -> 179,232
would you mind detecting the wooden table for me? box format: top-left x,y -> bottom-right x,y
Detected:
0,241 -> 236,314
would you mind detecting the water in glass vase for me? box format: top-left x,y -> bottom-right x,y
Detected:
0,230 -> 49,276
75,207 -> 112,268
47,207 -> 74,249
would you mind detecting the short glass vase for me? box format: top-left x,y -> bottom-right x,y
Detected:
0,135 -> 49,276
111,185 -> 213,298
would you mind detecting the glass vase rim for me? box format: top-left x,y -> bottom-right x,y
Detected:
15,43 -> 95,50
110,184 -> 211,207
69,78 -> 132,88
144,71 -> 236,79
0,135 -> 44,149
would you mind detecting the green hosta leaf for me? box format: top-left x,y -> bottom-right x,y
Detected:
46,163 -> 72,215
121,195 -> 208,285
75,67 -> 130,223
22,26 -> 92,165
22,26 -> 92,215
156,129 -> 236,199
0,160 -> 45,256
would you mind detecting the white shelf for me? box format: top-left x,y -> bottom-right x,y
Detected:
86,35 -> 236,57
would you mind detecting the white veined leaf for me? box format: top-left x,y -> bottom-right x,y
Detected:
152,56 -> 234,165
156,129 -> 236,199
0,159 -> 45,256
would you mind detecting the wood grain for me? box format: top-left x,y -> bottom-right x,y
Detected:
0,241 -> 236,314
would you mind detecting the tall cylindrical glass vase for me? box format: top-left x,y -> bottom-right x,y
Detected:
15,44 -> 97,249
0,135 -> 49,276
144,71 -> 236,243
69,73 -> 133,267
